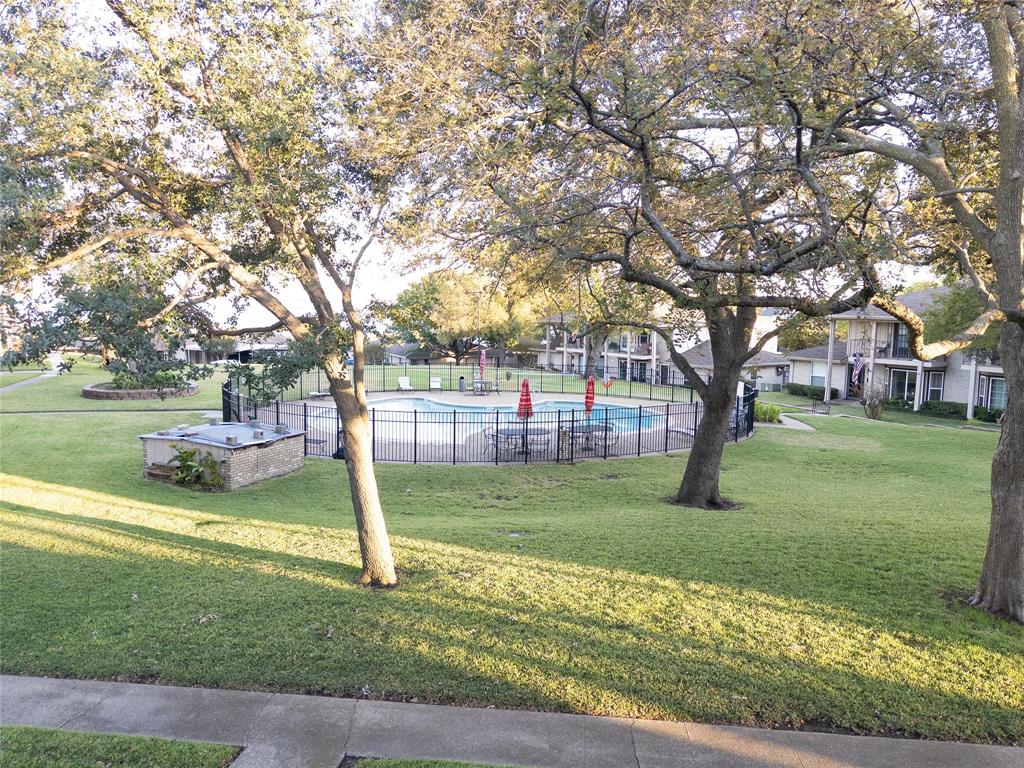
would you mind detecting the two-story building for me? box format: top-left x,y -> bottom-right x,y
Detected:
532,311 -> 789,389
787,287 -> 1006,417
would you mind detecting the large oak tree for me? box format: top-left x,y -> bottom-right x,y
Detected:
2,0 -> 399,585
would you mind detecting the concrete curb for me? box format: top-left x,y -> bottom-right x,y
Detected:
2,676 -> 1021,768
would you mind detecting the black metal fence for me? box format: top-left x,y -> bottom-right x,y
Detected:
237,362 -> 702,405
222,365 -> 757,465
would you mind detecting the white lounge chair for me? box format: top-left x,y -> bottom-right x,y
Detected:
429,376 -> 442,391
397,376 -> 413,391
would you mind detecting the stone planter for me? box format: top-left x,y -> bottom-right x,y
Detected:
82,382 -> 198,400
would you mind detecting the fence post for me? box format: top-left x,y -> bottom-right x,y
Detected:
637,407 -> 642,456
452,410 -> 457,464
335,407 -> 340,458
495,410 -> 500,466
221,382 -> 231,423
557,410 -> 562,463
664,403 -> 670,453
603,408 -> 609,459
372,409 -> 377,460
413,410 -> 417,464
275,399 -> 280,424
302,402 -> 308,453
568,409 -> 576,462
735,396 -> 740,442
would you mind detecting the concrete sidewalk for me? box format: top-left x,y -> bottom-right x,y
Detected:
1,675 -> 1020,768
0,352 -> 64,393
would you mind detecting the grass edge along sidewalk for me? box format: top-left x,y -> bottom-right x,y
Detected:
2,675 -> 1021,768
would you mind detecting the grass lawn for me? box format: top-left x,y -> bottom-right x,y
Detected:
0,387 -> 1021,744
0,726 -> 238,767
0,371 -> 45,387
0,357 -> 224,413
758,391 -> 1002,431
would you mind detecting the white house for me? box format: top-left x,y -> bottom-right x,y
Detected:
788,287 -> 1006,417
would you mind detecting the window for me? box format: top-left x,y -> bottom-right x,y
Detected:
893,325 -> 909,357
638,332 -> 650,345
660,364 -> 670,385
989,377 -> 1007,410
926,371 -> 944,402
810,361 -> 826,388
619,334 -> 629,348
889,369 -> 917,401
617,359 -> 627,379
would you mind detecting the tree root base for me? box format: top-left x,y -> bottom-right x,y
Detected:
671,495 -> 741,510
354,571 -> 399,589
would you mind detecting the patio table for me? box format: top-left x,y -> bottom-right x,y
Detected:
495,426 -> 551,454
568,422 -> 613,451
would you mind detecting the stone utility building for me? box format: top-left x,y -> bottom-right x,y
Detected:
787,287 -> 1007,417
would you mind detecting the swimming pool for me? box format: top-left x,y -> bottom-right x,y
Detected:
365,396 -> 655,433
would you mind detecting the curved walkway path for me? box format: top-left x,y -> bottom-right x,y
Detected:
0,352 -> 64,393
2,675 -> 1019,768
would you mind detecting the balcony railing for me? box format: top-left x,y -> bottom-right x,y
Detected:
878,344 -> 914,360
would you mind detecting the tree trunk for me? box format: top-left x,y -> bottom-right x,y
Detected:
675,373 -> 740,508
971,323 -> 1024,621
584,329 -> 608,378
325,354 -> 398,587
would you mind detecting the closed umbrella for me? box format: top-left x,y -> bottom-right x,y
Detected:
517,378 -> 534,420
584,376 -> 595,415
479,347 -> 487,382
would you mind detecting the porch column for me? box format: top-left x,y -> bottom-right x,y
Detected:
581,339 -> 588,376
967,356 -> 978,419
913,359 -> 925,411
823,319 -> 836,403
544,326 -> 551,367
868,321 -> 879,391
650,332 -> 658,381
625,331 -> 632,379
561,331 -> 568,370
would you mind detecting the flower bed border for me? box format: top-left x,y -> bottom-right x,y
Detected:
82,382 -> 197,400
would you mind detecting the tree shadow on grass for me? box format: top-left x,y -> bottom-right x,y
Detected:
1,502 -> 1022,746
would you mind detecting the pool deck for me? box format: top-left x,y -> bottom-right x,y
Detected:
363,390 -> 676,410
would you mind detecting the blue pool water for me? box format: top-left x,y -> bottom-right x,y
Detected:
365,397 -> 654,432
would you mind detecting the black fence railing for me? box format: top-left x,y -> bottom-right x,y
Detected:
222,366 -> 756,465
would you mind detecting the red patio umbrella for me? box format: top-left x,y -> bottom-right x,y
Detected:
584,376 -> 595,415
479,347 -> 487,381
517,378 -> 534,420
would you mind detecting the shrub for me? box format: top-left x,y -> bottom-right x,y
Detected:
974,406 -> 1005,423
862,380 -> 887,420
919,400 -> 968,419
754,401 -> 782,423
169,444 -> 224,490
784,382 -> 839,400
885,398 -> 911,411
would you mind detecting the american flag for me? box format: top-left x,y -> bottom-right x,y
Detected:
852,354 -> 865,385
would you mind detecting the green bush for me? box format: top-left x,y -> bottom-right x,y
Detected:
169,444 -> 224,490
919,400 -> 968,419
885,398 -> 911,411
754,401 -> 782,423
974,406 -> 1005,423
784,382 -> 839,401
